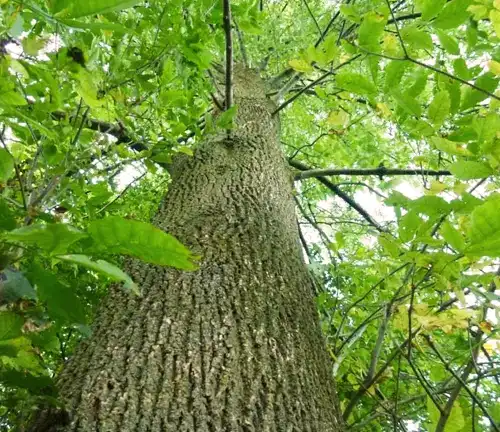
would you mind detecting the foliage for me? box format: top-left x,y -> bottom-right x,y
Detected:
0,0 -> 500,430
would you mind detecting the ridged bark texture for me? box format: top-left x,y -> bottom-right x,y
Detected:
33,67 -> 343,431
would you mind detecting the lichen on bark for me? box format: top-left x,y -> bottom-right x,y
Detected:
31,66 -> 343,432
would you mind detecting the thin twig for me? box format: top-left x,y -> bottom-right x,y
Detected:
96,172 -> 147,214
385,0 -> 409,58
423,335 -> 500,432
223,0 -> 233,111
273,55 -> 361,115
233,17 -> 248,67
302,0 -> 322,37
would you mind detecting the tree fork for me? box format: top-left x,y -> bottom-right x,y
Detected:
30,66 -> 343,431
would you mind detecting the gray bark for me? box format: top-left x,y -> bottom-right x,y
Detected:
32,66 -> 343,432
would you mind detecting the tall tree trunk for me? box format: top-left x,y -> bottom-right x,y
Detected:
32,67 -> 343,431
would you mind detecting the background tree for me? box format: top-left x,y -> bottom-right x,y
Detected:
0,0 -> 500,431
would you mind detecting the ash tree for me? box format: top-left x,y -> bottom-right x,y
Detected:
0,0 -> 500,431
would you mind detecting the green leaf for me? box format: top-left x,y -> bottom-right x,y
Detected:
453,58 -> 470,80
409,196 -> 450,217
399,210 -> 421,242
57,254 -> 139,295
416,0 -> 446,21
339,4 -> 361,23
461,73 -> 499,110
492,9 -> 500,38
289,59 -> 313,73
0,91 -> 27,106
217,105 -> 238,129
336,72 -> 377,96
427,396 -> 440,429
0,370 -> 55,395
384,61 -> 408,90
436,30 -> 460,55
449,161 -> 493,179
3,224 -> 87,255
391,90 -> 422,117
407,69 -> 429,97
431,137 -> 471,156
88,216 -> 198,270
433,0 -> 473,30
467,5 -> 488,21
0,198 -> 16,231
358,11 -> 387,52
0,312 -> 23,341
441,221 -> 465,251
59,19 -> 131,33
0,268 -> 36,303
28,265 -> 86,324
52,0 -> 141,19
466,197 -> 500,256
447,402 -> 465,432
428,91 -> 450,127
401,26 -> 433,51
0,149 -> 14,184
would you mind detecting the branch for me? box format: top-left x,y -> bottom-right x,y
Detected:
296,166 -> 452,180
273,54 -> 361,115
302,0 -> 322,37
387,12 -> 421,24
223,0 -> 233,111
289,159 -> 386,233
423,335 -> 500,432
385,0 -> 409,58
348,41 -> 500,103
343,331 -> 418,420
96,171 -> 147,214
233,18 -> 248,67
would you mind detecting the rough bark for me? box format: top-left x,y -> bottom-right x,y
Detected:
32,66 -> 343,431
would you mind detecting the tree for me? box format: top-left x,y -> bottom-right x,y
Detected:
1,0 -> 500,431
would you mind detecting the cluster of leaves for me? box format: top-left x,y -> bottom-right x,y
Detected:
0,0 -> 209,426
281,0 -> 500,430
0,0 -> 500,431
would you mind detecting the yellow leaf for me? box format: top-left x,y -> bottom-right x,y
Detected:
376,102 -> 392,118
453,181 -> 467,196
479,321 -> 493,334
327,110 -> 349,127
491,10 -> 500,38
489,60 -> 500,76
484,341 -> 495,355
467,5 -> 488,20
495,0 -> 500,10
383,34 -> 399,56
426,180 -> 447,195
288,59 -> 313,73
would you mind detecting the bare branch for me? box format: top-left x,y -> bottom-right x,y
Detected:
223,0 -> 233,111
296,166 -> 452,180
233,17 -> 248,67
302,0 -> 322,37
387,12 -> 422,24
289,159 -> 386,233
97,171 -> 147,214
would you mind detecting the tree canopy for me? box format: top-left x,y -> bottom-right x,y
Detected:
1,0 -> 500,430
